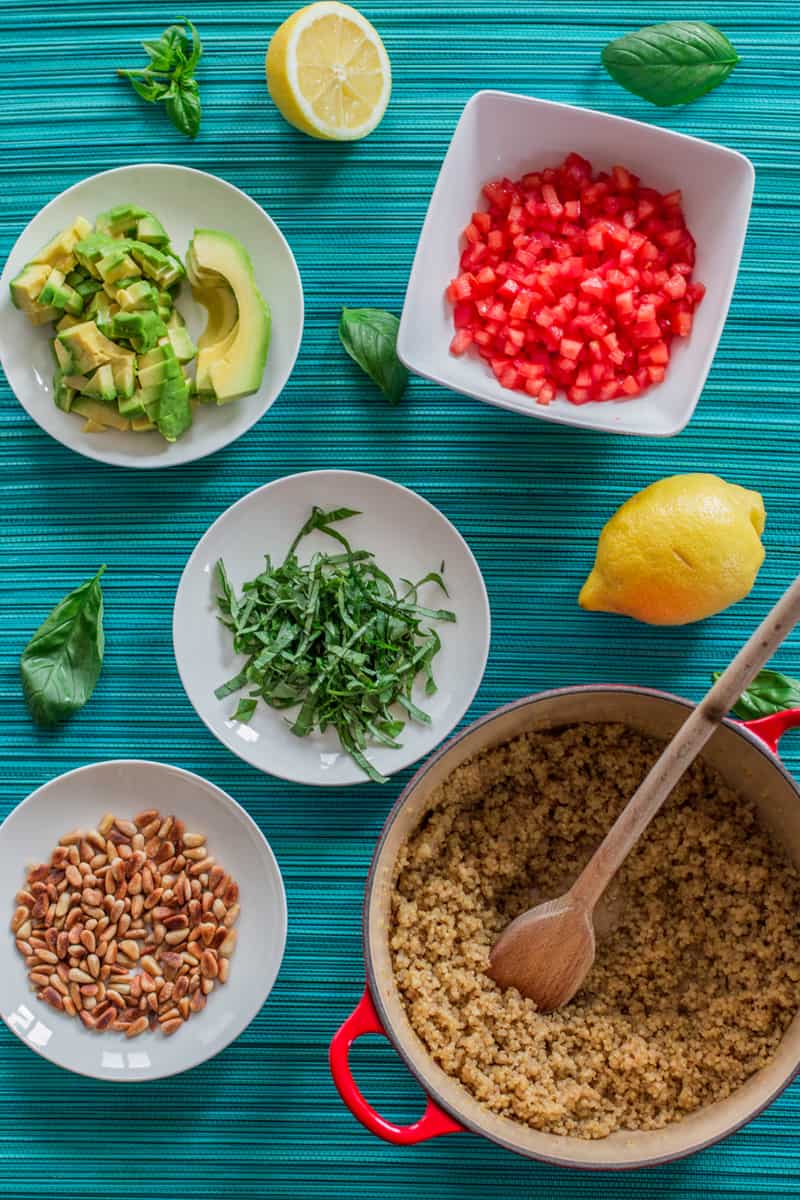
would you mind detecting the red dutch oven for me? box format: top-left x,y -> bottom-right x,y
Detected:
330,686 -> 800,1170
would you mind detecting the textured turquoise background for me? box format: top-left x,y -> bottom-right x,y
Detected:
1,2 -> 799,1196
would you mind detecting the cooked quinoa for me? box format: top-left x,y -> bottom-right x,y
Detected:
389,722 -> 800,1139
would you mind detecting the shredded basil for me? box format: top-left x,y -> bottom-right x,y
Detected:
214,507 -> 454,782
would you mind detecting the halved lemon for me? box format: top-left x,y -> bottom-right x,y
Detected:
266,2 -> 391,141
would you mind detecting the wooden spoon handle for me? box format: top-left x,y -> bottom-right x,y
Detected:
571,575 -> 800,913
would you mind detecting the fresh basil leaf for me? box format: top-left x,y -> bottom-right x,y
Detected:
339,307 -> 408,404
127,75 -> 171,103
117,18 -> 203,136
20,567 -> 106,728
713,668 -> 800,721
142,36 -> 179,72
230,697 -> 258,724
181,18 -> 203,76
165,79 -> 201,137
602,21 -> 739,107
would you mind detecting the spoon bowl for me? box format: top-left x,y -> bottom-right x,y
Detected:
487,894 -> 595,1009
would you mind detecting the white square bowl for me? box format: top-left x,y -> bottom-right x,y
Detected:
397,90 -> 754,438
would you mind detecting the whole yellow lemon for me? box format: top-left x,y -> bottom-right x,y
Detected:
579,473 -> 766,625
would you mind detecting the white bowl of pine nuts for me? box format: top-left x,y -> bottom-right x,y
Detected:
0,759 -> 287,1081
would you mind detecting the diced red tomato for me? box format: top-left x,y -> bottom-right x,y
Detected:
447,153 -> 704,406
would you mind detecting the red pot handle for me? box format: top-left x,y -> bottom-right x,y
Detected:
741,708 -> 800,754
329,987 -> 464,1145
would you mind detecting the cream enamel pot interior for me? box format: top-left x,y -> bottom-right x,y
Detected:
330,686 -> 800,1170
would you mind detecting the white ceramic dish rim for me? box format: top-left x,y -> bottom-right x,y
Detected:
0,162 -> 305,469
172,469 -> 492,787
397,89 -> 755,439
0,758 -> 288,1082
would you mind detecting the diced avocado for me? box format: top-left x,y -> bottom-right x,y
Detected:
126,384 -> 163,409
130,242 -> 184,287
74,277 -> 102,300
188,230 -> 269,402
138,358 -> 182,389
137,344 -> 171,370
118,393 -> 148,417
10,263 -> 51,313
56,313 -> 81,333
30,306 -> 61,325
30,217 -> 92,272
111,310 -> 166,353
136,213 -> 170,247
111,356 -> 136,399
156,375 -> 192,443
57,320 -> 132,374
94,204 -> 149,238
74,233 -> 131,276
71,396 -> 130,431
82,419 -> 108,433
86,289 -> 112,321
131,415 -> 156,432
53,371 -> 76,413
53,339 -> 73,371
166,308 -> 197,363
63,374 -> 90,390
97,250 -> 141,285
83,363 -> 117,402
116,279 -> 159,312
65,266 -> 90,287
37,268 -> 84,316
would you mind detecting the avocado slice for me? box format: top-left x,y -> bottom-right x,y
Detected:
30,217 -> 92,272
83,363 -> 117,402
192,285 -> 239,394
71,396 -> 130,431
165,309 -> 197,364
131,415 -> 157,432
111,310 -> 166,353
187,230 -> 270,402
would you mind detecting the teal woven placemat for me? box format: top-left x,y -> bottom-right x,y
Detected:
1,2 -> 799,1195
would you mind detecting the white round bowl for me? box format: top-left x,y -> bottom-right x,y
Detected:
173,470 -> 491,786
0,163 -> 304,468
0,760 -> 287,1081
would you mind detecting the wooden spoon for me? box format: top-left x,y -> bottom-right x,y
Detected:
487,575 -> 800,1011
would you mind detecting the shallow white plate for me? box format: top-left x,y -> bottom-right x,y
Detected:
398,90 -> 754,438
0,164 -> 304,467
173,470 -> 491,786
0,760 -> 287,1081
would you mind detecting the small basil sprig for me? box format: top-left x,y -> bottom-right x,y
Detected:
20,567 -> 106,728
118,18 -> 203,137
602,21 -> 739,107
712,668 -> 800,721
339,308 -> 408,404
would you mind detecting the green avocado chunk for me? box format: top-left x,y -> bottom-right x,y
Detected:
111,310 -> 166,353
187,229 -> 269,402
